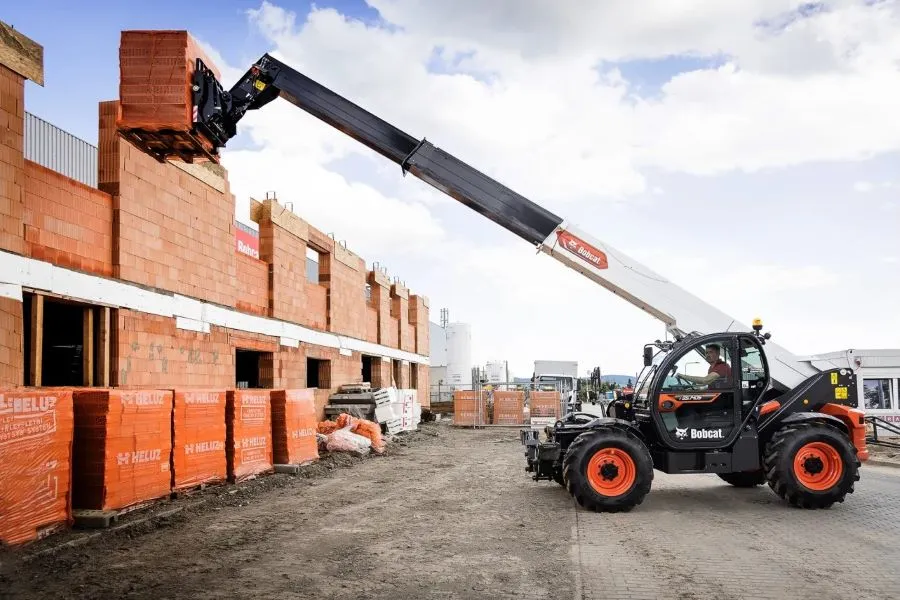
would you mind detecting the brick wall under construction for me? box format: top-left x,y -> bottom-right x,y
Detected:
0,32 -> 430,415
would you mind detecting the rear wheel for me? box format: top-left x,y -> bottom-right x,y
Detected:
562,427 -> 653,512
717,471 -> 766,487
763,422 -> 860,509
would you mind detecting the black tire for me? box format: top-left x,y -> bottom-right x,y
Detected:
562,427 -> 653,512
717,471 -> 766,487
552,467 -> 567,487
763,422 -> 860,509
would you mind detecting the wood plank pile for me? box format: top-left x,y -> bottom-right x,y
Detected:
324,384 -> 419,434
324,383 -> 390,421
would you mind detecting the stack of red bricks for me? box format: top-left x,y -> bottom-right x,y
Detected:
530,391 -> 562,419
116,30 -> 220,157
453,390 -> 489,426
492,391 -> 525,424
226,390 -> 273,483
271,389 -> 319,465
72,389 -> 173,512
172,390 -> 228,491
0,389 -> 74,545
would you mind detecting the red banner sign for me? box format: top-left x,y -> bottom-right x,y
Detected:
236,226 -> 260,260
556,230 -> 608,269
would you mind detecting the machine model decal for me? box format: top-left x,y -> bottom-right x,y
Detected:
555,230 -> 609,269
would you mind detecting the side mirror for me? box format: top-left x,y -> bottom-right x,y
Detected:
643,346 -> 653,367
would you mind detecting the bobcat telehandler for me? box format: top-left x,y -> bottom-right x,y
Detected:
125,47 -> 870,513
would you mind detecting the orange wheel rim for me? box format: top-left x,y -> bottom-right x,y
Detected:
793,441 -> 843,491
586,448 -> 636,496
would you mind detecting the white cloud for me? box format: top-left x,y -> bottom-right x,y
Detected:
210,1 -> 900,375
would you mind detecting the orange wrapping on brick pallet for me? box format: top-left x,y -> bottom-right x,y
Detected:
0,390 -> 74,546
493,391 -> 525,425
226,390 -> 273,483
453,390 -> 489,426
173,390 -> 227,491
530,391 -> 561,418
271,389 -> 319,465
72,389 -> 173,512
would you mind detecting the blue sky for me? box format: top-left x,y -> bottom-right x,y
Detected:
7,1 -> 899,377
5,1 -> 378,143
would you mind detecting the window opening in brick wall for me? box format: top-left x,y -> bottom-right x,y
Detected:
361,355 -> 373,386
236,349 -> 273,389
410,363 -> 418,390
23,292 -> 106,387
370,357 -> 384,387
306,246 -> 320,284
392,359 -> 402,388
307,357 -> 332,389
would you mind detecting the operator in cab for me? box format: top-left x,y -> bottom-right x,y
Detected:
676,343 -> 732,389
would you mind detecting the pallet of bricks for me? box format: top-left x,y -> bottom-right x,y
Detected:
492,390 -> 525,425
452,390 -> 489,426
0,386 -> 321,545
529,390 -> 561,427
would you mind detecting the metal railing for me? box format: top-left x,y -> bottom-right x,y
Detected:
24,112 -> 98,187
866,416 -> 900,448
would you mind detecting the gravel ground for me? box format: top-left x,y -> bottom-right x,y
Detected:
2,422 -> 900,600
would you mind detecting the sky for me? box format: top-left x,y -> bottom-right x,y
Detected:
7,0 -> 900,380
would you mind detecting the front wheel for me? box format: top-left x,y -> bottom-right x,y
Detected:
763,422 -> 860,509
562,428 -> 653,512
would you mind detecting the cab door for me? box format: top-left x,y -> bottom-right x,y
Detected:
650,335 -> 743,449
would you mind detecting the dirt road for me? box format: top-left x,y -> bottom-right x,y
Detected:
0,424 -> 577,600
3,422 -> 900,600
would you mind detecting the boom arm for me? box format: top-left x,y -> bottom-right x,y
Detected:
191,54 -> 820,390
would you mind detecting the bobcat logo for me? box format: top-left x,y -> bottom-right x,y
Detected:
675,427 -> 688,440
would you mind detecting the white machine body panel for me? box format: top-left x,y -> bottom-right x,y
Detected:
540,221 -> 821,390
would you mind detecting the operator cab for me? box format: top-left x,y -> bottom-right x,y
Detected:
633,331 -> 772,451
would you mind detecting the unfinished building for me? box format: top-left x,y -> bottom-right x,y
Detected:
0,23 -> 430,417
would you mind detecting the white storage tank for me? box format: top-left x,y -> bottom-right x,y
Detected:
484,361 -> 509,388
445,322 -> 472,386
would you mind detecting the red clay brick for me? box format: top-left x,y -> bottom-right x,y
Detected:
235,252 -> 268,316
23,161 -> 113,276
0,66 -> 25,256
100,101 -> 237,307
0,297 -> 22,388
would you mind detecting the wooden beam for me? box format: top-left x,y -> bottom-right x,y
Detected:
29,294 -> 43,386
0,20 -> 43,86
83,308 -> 94,386
98,307 -> 110,387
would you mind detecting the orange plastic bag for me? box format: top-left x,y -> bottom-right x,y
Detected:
351,419 -> 385,454
317,420 -> 338,435
335,413 -> 358,429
